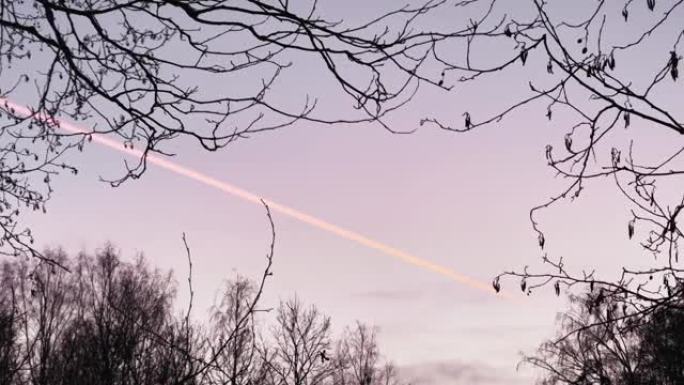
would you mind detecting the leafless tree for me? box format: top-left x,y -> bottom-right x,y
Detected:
9,250 -> 75,385
0,245 -> 412,384
0,0 -> 466,261
0,246 -> 209,385
0,201 -> 413,385
0,201 -> 279,385
6,246 -> 198,385
265,297 -> 334,385
332,322 -> 400,385
206,276 -> 264,385
527,290 -> 645,385
178,200 -> 278,385
0,262 -> 21,385
63,247 -> 187,385
526,287 -> 684,385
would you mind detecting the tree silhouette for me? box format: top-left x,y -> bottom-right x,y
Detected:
0,246 -> 201,385
0,263 -> 20,385
207,277 -> 263,385
266,297 -> 335,385
5,4 -> 682,381
332,322 -> 401,385
527,287 -> 684,385
58,249 -> 190,385
0,243 -> 408,384
634,293 -> 684,385
0,199 -> 402,385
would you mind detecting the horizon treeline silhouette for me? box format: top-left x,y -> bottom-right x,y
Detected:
0,245 -> 404,385
528,287 -> 684,385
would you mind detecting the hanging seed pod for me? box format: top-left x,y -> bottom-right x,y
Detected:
669,51 -> 679,81
623,111 -> 631,128
492,277 -> 501,293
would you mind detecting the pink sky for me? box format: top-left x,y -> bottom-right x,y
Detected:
10,1 -> 678,384
20,93 -> 649,384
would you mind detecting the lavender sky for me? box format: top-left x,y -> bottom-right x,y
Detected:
13,0 -> 680,384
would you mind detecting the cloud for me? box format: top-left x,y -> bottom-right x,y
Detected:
397,360 -> 532,385
351,288 -> 423,301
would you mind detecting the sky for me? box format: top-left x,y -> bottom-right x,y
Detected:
19,94 -> 649,384
8,0 -> 681,384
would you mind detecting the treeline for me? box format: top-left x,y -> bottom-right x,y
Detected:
0,246 -> 404,385
529,287 -> 684,385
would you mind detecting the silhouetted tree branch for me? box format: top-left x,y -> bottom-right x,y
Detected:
526,288 -> 684,385
413,0 -> 684,329
265,297 -> 334,385
0,228 -> 408,384
332,322 -> 402,385
0,0 -> 463,261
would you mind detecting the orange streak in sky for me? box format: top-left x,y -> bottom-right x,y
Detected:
2,99 -> 504,297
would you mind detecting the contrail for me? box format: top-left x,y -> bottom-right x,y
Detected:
2,99 -> 503,297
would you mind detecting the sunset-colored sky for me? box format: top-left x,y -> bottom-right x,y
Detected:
20,101 -> 649,385
10,0 -> 678,384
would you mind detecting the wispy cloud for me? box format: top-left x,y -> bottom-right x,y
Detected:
398,360 -> 533,385
352,289 -> 424,301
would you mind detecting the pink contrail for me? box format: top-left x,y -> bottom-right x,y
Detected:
2,99 -> 504,297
